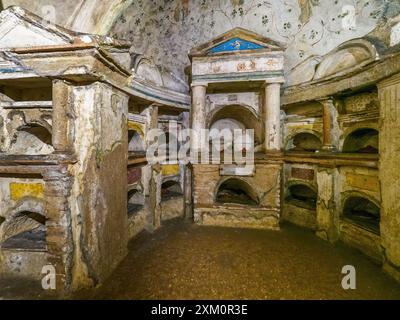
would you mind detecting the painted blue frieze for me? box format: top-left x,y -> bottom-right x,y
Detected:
208,38 -> 264,54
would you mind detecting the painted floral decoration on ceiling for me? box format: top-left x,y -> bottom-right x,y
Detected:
110,0 -> 398,87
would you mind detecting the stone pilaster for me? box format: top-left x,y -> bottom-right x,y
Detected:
144,163 -> 162,231
43,166 -> 74,294
378,74 -> 400,282
144,104 -> 159,145
191,83 -> 208,152
264,82 -> 282,152
52,80 -> 74,153
316,167 -> 339,243
184,164 -> 193,219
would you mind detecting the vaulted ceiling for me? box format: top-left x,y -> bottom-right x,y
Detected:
1,0 -> 400,85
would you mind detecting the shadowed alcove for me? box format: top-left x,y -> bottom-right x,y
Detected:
286,184 -> 317,210
10,123 -> 53,155
128,130 -> 145,153
343,128 -> 379,154
127,188 -> 145,217
208,105 -> 261,149
1,211 -> 46,250
287,132 -> 322,152
216,178 -> 259,206
161,181 -> 183,201
343,196 -> 380,233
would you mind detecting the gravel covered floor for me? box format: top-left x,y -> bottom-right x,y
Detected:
77,220 -> 400,300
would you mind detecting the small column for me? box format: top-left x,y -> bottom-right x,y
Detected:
144,163 -> 162,231
144,104 -> 159,147
43,166 -> 74,293
316,167 -> 339,243
264,82 -> 282,152
319,98 -> 339,152
191,83 -> 208,152
52,80 -> 73,153
184,164 -> 193,219
143,104 -> 161,231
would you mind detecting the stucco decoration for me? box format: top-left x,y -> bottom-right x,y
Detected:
286,55 -> 322,86
2,0 -> 399,93
110,0 -> 398,89
314,38 -> 378,80
134,56 -> 163,87
131,54 -> 189,93
390,19 -> 400,46
286,38 -> 379,86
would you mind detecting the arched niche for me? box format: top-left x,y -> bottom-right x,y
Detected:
286,132 -> 322,152
0,210 -> 46,250
127,188 -> 145,216
161,180 -> 183,201
208,105 -> 261,150
343,196 -> 380,233
128,129 -> 145,152
10,123 -> 53,155
342,128 -> 379,154
215,178 -> 259,206
285,183 -> 317,210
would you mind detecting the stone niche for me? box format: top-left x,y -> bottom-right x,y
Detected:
189,28 -> 285,230
193,164 -> 281,230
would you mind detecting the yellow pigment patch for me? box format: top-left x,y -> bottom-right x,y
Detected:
10,183 -> 44,201
346,173 -> 380,192
128,122 -> 145,137
162,164 -> 180,176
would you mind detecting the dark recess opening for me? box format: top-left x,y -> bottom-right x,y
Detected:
289,133 -> 322,152
161,181 -> 183,201
286,184 -> 317,210
343,129 -> 379,154
19,124 -> 52,145
1,211 -> 46,251
216,178 -> 258,206
343,196 -> 380,233
127,189 -> 144,216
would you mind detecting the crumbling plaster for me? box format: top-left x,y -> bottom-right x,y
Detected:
67,82 -> 129,289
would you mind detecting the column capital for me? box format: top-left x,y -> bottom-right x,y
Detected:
191,82 -> 208,88
316,97 -> 335,106
263,77 -> 285,86
149,103 -> 162,108
378,73 -> 400,88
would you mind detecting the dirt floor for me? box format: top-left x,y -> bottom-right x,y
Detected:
2,219 -> 400,300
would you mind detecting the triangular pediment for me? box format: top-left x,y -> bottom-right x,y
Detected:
209,38 -> 265,53
190,28 -> 285,57
0,6 -> 76,49
0,52 -> 24,72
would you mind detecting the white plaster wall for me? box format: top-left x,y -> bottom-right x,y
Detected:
207,92 -> 260,114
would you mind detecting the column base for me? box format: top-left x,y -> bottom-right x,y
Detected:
320,145 -> 337,152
